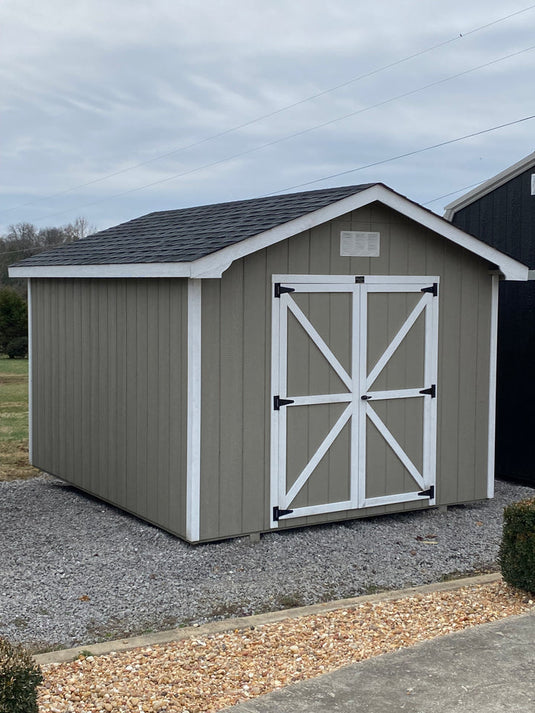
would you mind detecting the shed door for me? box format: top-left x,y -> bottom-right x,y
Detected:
270,276 -> 438,526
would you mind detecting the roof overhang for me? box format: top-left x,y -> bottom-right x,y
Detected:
9,184 -> 528,282
443,151 -> 535,220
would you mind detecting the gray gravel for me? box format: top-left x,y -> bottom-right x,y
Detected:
0,476 -> 533,653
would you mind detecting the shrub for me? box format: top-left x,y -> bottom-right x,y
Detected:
0,287 -> 27,354
499,497 -> 535,594
0,637 -> 43,713
5,336 -> 28,359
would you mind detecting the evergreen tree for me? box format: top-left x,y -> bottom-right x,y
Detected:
0,287 -> 27,354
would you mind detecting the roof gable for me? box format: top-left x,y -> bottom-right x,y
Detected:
9,183 -> 528,281
444,151 -> 535,220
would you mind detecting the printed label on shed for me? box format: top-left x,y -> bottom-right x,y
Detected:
340,231 -> 380,257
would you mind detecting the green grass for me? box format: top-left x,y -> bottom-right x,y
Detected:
0,355 -> 39,480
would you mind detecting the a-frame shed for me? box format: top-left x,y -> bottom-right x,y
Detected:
11,183 -> 528,541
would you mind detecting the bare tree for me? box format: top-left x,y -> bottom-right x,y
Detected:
0,217 -> 96,296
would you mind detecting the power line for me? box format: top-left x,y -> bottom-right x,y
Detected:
267,115 -> 535,195
423,182 -> 487,205
21,42 -> 535,225
2,3 -> 534,217
1,114 -> 532,257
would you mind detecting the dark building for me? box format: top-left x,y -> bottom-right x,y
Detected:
445,152 -> 535,487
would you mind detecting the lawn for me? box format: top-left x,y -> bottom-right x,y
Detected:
0,355 -> 39,480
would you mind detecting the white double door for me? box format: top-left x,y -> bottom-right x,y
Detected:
270,275 -> 439,526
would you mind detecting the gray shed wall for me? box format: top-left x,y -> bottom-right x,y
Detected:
199,203 -> 493,541
31,278 -> 189,537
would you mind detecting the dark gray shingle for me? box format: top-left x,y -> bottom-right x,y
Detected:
12,184 -> 374,267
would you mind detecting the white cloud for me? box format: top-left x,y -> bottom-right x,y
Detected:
1,0 -> 535,232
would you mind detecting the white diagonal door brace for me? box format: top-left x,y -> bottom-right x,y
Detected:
365,404 -> 426,490
285,295 -> 352,391
359,286 -> 437,508
366,293 -> 430,391
271,276 -> 439,526
277,292 -> 353,511
281,403 -> 352,509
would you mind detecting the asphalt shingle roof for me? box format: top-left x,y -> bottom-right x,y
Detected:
12,184 -> 375,267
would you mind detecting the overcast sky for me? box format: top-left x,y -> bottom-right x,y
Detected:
2,0 -> 534,235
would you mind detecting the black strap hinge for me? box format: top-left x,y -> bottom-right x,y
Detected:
274,395 -> 295,410
418,485 -> 435,499
421,283 -> 438,296
419,384 -> 436,398
273,506 -> 294,521
274,283 -> 295,298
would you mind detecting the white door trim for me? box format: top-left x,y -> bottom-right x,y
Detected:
271,275 -> 439,525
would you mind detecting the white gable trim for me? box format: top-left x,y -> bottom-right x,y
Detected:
192,184 -> 526,280
372,187 -> 528,281
443,151 -> 535,220
9,184 -> 528,281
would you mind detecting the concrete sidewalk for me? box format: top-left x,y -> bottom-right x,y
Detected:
223,611 -> 535,712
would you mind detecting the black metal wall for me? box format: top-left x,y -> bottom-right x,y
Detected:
452,165 -> 535,486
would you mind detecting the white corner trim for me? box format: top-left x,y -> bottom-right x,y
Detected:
27,280 -> 33,465
444,151 -> 535,219
487,274 -> 499,498
186,279 -> 202,542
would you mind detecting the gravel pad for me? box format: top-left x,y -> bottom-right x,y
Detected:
0,476 -> 532,652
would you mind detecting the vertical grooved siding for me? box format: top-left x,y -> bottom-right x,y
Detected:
31,278 -> 188,538
452,168 -> 535,486
200,204 -> 493,540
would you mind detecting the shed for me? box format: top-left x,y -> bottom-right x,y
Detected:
444,152 -> 535,486
10,183 -> 528,542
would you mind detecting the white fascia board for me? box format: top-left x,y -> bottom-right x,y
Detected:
8,263 -> 192,279
443,151 -> 535,220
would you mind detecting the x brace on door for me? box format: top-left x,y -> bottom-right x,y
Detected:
270,275 -> 439,526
